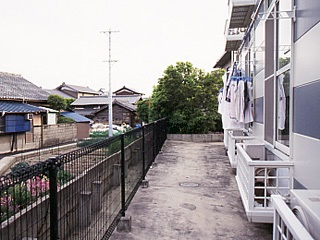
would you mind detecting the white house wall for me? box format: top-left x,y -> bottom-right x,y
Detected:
47,113 -> 56,125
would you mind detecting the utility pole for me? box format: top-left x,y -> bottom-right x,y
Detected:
101,29 -> 119,137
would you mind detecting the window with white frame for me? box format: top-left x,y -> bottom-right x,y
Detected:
275,0 -> 292,149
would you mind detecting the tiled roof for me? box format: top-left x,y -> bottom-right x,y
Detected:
58,83 -> 100,95
113,86 -> 144,95
71,95 -> 142,106
114,99 -> 137,111
93,99 -> 137,114
61,112 -> 92,123
0,72 -> 49,101
0,101 -> 46,114
73,108 -> 96,116
45,89 -> 75,99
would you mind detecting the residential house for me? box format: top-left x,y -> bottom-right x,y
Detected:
49,82 -> 100,99
92,99 -> 138,126
216,0 -> 320,238
0,72 -> 77,153
71,94 -> 142,127
0,101 -> 46,153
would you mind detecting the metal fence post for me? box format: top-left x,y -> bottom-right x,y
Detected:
153,122 -> 156,161
121,134 -> 126,217
142,126 -> 145,179
48,157 -> 58,240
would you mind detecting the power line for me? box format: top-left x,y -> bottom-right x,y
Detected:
101,29 -> 119,137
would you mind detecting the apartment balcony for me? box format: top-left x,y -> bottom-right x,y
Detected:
225,0 -> 256,51
225,25 -> 247,51
236,143 -> 294,223
225,128 -> 255,169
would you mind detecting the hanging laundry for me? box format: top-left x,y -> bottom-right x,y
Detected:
277,74 -> 286,130
218,88 -> 223,114
244,80 -> 254,124
218,62 -> 254,129
218,64 -> 244,129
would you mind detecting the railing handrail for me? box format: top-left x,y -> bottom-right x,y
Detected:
0,118 -> 168,240
272,195 -> 314,240
237,143 -> 293,166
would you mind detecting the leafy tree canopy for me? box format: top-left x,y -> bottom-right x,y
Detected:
65,98 -> 75,110
148,62 -> 224,134
136,99 -> 150,123
47,94 -> 67,112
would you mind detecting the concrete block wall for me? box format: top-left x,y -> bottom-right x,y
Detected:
167,134 -> 223,142
42,123 -> 77,146
0,124 -> 77,154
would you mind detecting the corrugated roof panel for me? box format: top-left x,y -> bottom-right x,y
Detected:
61,112 -> 92,123
0,101 -> 45,114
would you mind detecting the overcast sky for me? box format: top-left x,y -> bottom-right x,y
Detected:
0,0 -> 227,97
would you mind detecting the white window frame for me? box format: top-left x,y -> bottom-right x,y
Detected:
273,0 -> 293,156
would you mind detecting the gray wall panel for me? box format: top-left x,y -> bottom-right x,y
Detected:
254,97 -> 264,124
293,178 -> 307,190
293,80 -> 320,139
264,78 -> 274,144
294,0 -> 320,41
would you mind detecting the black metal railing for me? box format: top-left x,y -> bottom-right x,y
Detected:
0,118 -> 167,240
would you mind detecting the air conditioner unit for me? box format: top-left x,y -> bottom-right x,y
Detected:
290,190 -> 320,240
25,113 -> 33,120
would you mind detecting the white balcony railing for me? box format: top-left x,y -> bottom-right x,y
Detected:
235,143 -> 294,223
272,195 -> 314,240
226,129 -> 254,169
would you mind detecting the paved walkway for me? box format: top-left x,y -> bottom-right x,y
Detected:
110,140 -> 273,240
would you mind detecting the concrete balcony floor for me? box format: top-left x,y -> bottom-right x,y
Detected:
111,140 -> 273,240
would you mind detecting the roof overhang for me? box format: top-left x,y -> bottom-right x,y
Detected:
229,0 -> 256,28
214,51 -> 231,69
0,101 -> 46,115
225,40 -> 242,52
225,0 -> 256,51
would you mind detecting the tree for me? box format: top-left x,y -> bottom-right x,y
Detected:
136,99 -> 150,123
65,98 -> 75,110
47,94 -> 67,112
149,62 -> 224,134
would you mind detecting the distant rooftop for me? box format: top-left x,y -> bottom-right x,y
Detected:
113,86 -> 144,95
93,99 -> 137,114
61,112 -> 92,123
0,72 -> 49,102
45,89 -> 75,99
57,82 -> 100,95
71,95 -> 142,106
0,101 -> 46,114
